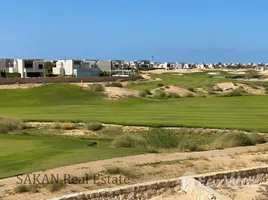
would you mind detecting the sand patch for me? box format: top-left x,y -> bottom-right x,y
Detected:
237,83 -> 266,95
155,85 -> 195,97
207,72 -> 220,75
228,71 -> 246,75
151,191 -> 193,200
104,87 -> 138,99
0,83 -> 44,89
215,82 -> 238,91
216,183 -> 265,200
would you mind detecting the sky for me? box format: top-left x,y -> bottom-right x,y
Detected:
0,0 -> 268,63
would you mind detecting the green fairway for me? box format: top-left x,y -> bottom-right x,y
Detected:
125,72 -> 233,90
0,133 -> 146,178
1,84 -> 268,132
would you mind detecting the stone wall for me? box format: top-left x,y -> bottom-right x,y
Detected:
43,166 -> 268,200
41,178 -> 181,200
181,177 -> 230,200
192,166 -> 268,189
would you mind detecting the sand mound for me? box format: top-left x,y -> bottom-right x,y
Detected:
215,82 -> 238,91
238,84 -> 266,95
213,82 -> 266,95
152,85 -> 195,97
104,87 -> 138,99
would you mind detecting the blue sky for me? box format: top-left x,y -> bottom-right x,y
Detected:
0,0 -> 268,63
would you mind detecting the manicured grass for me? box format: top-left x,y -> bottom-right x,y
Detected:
2,84 -> 268,132
126,72 -> 233,91
0,133 -> 147,179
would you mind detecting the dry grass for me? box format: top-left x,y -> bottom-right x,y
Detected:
0,117 -> 24,133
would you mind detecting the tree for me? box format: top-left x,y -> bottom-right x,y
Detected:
44,61 -> 53,75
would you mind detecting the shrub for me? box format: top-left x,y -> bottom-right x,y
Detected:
253,185 -> 268,200
188,87 -> 195,92
142,129 -> 180,149
138,90 -> 147,97
144,90 -> 152,95
90,84 -> 104,92
212,133 -> 253,149
0,117 -> 24,133
112,133 -> 147,148
5,72 -> 21,78
156,83 -> 164,87
154,89 -> 166,98
184,93 -> 194,98
53,123 -> 76,130
167,92 -> 180,98
14,185 -> 29,193
177,141 -> 202,152
104,166 -> 138,178
47,181 -> 66,193
218,88 -> 246,97
116,79 -> 125,82
104,82 -> 123,87
87,122 -> 103,131
248,133 -> 267,144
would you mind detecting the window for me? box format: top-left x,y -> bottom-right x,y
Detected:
38,64 -> 43,69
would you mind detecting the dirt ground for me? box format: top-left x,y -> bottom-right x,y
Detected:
1,142 -> 268,200
104,87 -> 138,99
151,191 -> 193,200
162,85 -> 195,96
216,183 -> 266,200
0,83 -> 44,89
213,82 -> 265,95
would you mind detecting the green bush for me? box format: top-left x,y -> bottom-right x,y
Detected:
156,83 -> 164,87
212,133 -> 253,149
0,117 -> 24,133
104,82 -> 123,87
138,90 -> 147,97
104,166 -> 138,178
5,72 -> 21,78
116,79 -> 125,82
218,88 -> 246,97
184,93 -> 194,98
248,133 -> 267,144
14,185 -> 29,193
100,71 -> 110,76
154,89 -> 166,98
87,122 -> 103,131
167,92 -> 180,98
90,84 -> 104,92
188,87 -> 195,92
47,181 -> 66,193
143,129 -> 180,149
112,133 -> 147,148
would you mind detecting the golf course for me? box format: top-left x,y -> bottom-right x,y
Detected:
0,82 -> 268,132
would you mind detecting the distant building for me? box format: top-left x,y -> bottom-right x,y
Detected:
0,59 -> 46,78
255,66 -> 268,72
53,59 -> 101,77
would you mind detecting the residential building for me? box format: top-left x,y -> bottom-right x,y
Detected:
53,59 -> 101,77
10,59 -> 46,78
255,66 -> 268,71
97,60 -> 112,72
0,59 -> 15,71
171,62 -> 184,70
